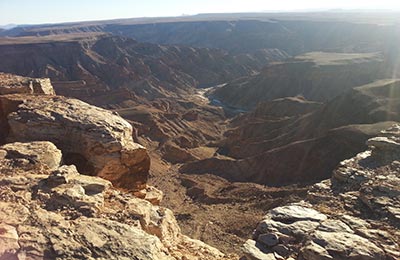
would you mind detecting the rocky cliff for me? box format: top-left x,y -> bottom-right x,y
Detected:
182,79 -> 400,186
242,125 -> 400,260
0,34 -> 288,103
211,52 -> 386,109
0,73 -> 233,259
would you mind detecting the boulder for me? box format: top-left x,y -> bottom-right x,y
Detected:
242,239 -> 276,260
309,230 -> 385,260
0,72 -> 55,95
0,94 -> 150,190
269,204 -> 327,222
0,141 -> 62,170
257,233 -> 279,247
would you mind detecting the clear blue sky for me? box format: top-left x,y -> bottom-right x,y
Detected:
1,0 -> 400,25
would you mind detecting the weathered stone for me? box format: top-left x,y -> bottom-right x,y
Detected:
134,185 -> 164,205
125,197 -> 181,248
0,94 -> 150,190
144,185 -> 164,205
242,239 -> 276,260
310,230 -> 385,260
0,201 -> 29,225
339,215 -> 371,230
1,141 -> 62,170
0,142 -> 226,260
257,233 -> 279,247
269,204 -> 327,222
317,219 -> 353,233
0,223 -> 20,258
0,72 -> 55,95
301,241 -> 333,260
257,218 -> 320,239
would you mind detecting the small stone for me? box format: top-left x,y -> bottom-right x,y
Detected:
258,233 -> 279,247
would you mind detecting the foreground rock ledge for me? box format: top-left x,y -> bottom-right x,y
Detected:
242,124 -> 400,260
0,141 -> 229,260
0,94 -> 150,190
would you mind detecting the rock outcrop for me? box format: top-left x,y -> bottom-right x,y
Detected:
242,124 -> 400,260
0,73 -> 231,259
211,52 -> 385,110
0,93 -> 150,190
183,79 -> 400,186
0,72 -> 55,95
0,141 -> 228,260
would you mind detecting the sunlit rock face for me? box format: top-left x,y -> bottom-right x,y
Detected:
0,72 -> 55,95
0,73 -> 230,260
0,141 -> 228,260
0,93 -> 150,190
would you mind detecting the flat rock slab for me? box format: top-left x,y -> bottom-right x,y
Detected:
269,205 -> 327,222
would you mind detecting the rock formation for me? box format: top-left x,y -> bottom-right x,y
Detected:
0,93 -> 150,190
0,73 -> 231,259
0,72 -> 55,95
242,124 -> 400,260
0,141 -> 229,260
211,52 -> 385,109
0,34 -> 287,104
182,79 -> 400,186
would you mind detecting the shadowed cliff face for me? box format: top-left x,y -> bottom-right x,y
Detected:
243,125 -> 400,260
182,80 -> 400,186
0,34 -> 288,104
211,52 -> 388,109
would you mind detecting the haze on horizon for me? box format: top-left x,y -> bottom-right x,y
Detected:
1,0 -> 400,26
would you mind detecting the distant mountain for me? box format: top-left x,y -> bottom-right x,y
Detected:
1,12 -> 400,55
0,23 -> 18,30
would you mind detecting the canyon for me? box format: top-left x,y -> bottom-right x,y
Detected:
0,12 -> 399,260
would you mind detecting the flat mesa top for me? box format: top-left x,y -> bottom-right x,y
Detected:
294,51 -> 382,66
0,32 -> 106,45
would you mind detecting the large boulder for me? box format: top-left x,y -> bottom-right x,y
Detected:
0,94 -> 150,190
0,141 -> 62,170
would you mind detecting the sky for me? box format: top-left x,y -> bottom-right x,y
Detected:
1,0 -> 400,25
